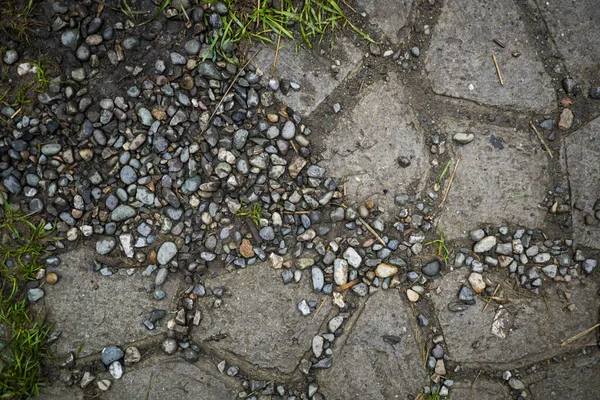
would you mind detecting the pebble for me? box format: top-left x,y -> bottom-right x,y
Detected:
157,242 -> 177,264
101,346 -> 124,366
468,272 -> 485,293
343,247 -> 362,268
375,263 -> 398,278
124,347 -> 141,365
558,108 -> 573,130
406,288 -> 419,302
421,260 -> 440,277
183,348 -> 200,363
28,288 -> 44,302
474,236 -> 497,253
312,266 -> 325,291
162,339 -> 178,354
282,121 -> 295,139
109,361 -> 123,379
453,132 -> 474,144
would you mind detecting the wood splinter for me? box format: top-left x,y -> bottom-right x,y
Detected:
492,54 -> 504,86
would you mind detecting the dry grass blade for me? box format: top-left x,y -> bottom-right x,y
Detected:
530,121 -> 553,159
560,323 -> 600,347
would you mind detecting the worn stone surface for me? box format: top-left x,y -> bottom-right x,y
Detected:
565,116 -> 600,249
319,76 -> 428,216
39,248 -> 181,357
438,118 -> 550,239
450,377 -> 511,400
426,0 -> 554,112
432,270 -> 599,370
106,353 -> 239,399
360,0 -> 414,44
192,261 -> 332,376
317,291 -> 427,399
536,0 -> 600,82
251,38 -> 363,116
525,351 -> 600,400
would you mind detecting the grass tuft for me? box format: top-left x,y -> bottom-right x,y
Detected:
424,230 -> 451,264
0,195 -> 54,399
0,0 -> 37,44
235,202 -> 262,228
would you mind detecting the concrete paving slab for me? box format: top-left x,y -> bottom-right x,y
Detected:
438,118 -> 551,240
425,0 -> 555,113
40,247 -> 181,357
192,261 -> 332,376
317,290 -> 428,399
525,352 -> 600,400
250,38 -> 363,116
565,116 -> 600,249
536,0 -> 600,82
360,0 -> 414,45
106,353 -> 240,400
319,76 -> 429,216
432,270 -> 599,370
450,377 -> 510,400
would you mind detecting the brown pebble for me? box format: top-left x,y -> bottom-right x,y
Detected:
46,272 -> 58,284
365,200 -> 375,209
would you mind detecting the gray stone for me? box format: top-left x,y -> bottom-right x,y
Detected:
192,262 -> 331,375
259,226 -> 275,241
421,260 -> 440,277
281,120 -> 295,139
4,49 -> 18,65
474,236 -> 497,253
317,291 -> 427,398
425,0 -> 554,113
3,175 -> 21,194
28,288 -> 44,302
157,242 -> 177,265
138,108 -> 153,126
101,345 -> 124,366
343,247 -> 362,268
197,61 -> 222,80
61,29 -> 79,50
111,205 -> 136,221
565,116 -> 600,249
312,266 -> 324,291
96,237 -> 116,255
120,165 -> 137,184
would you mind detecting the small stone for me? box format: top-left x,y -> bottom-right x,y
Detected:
97,380 -> 111,391
157,242 -> 177,265
375,263 -> 398,278
239,238 -> 254,258
28,288 -> 44,302
298,299 -> 311,315
282,120 -> 295,139
312,335 -> 324,358
45,272 -> 58,285
4,49 -> 18,65
558,108 -> 573,130
259,226 -> 275,241
508,378 -> 525,390
312,266 -> 324,291
406,288 -> 419,302
162,339 -> 178,354
343,247 -> 362,268
268,253 -> 283,269
101,345 -> 124,366
124,347 -> 141,365
453,132 -> 475,144
183,348 -> 200,363
474,236 -> 497,253
328,316 -> 344,333
333,259 -> 348,286
470,229 -> 485,241
96,237 -> 116,255
468,272 -> 486,293
421,260 -> 440,277
109,361 -> 123,379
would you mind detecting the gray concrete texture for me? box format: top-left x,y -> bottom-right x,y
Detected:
426,0 -> 555,113
432,270 -> 599,370
192,261 -> 332,378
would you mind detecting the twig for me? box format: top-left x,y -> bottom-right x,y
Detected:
283,211 -> 311,215
340,0 -> 356,13
10,107 -> 21,119
312,297 -> 328,322
492,54 -> 504,86
255,0 -> 260,29
144,372 -> 154,400
357,217 -> 386,246
180,1 -> 191,28
289,139 -> 299,154
560,323 -> 600,347
271,35 -> 282,76
204,49 -> 261,132
335,279 -> 360,292
438,157 -> 461,208
530,121 -> 553,159
97,0 -> 105,17
482,284 -> 500,312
